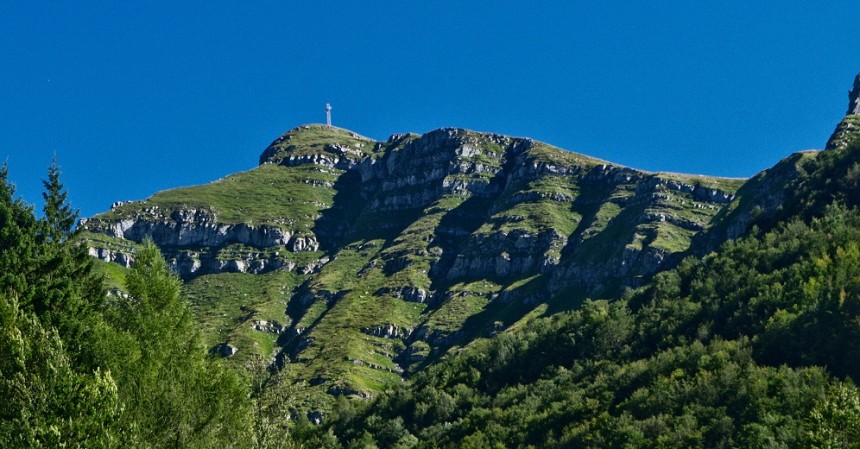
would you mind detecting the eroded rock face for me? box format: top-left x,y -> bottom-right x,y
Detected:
826,73 -> 860,150
88,209 -> 292,248
361,324 -> 411,339
251,320 -> 285,334
280,152 -> 356,170
355,129 -> 512,214
401,287 -> 429,303
848,73 -> 860,115
635,177 -> 736,204
447,229 -> 566,280
88,247 -> 133,267
82,206 -> 325,278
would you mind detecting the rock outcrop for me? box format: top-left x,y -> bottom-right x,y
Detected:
826,72 -> 860,150
81,208 -> 318,278
848,73 -> 860,116
85,208 -> 293,248
211,342 -> 238,357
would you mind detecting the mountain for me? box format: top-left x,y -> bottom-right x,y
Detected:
79,121 -> 742,410
79,74 -> 860,428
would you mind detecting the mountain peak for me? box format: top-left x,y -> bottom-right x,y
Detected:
848,73 -> 860,115
825,73 -> 860,150
258,124 -> 375,166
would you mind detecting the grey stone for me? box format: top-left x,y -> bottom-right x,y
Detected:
849,73 -> 860,115
211,342 -> 238,358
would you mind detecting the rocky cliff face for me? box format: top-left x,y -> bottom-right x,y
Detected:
82,205 -> 320,277
848,73 -> 860,116
827,74 -> 860,150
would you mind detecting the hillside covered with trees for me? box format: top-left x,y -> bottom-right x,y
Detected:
305,136 -> 860,448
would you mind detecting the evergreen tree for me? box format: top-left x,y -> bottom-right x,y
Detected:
102,241 -> 254,448
0,164 -> 262,448
0,163 -> 39,303
41,155 -> 77,243
0,161 -> 103,349
28,160 -> 105,366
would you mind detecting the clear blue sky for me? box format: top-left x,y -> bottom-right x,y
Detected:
2,1 -> 859,218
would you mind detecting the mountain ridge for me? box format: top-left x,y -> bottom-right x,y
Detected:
77,75 -> 860,417
77,122 -> 751,414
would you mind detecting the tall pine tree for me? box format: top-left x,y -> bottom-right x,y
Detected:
41,155 -> 77,243
0,161 -> 104,370
28,159 -> 105,366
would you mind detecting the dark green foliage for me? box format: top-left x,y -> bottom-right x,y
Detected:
42,156 -> 78,242
633,206 -> 860,380
0,164 -> 125,447
0,161 -> 105,367
0,163 -> 40,307
752,138 -> 860,232
0,293 -> 123,448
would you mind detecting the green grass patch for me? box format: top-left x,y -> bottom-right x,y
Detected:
78,231 -> 144,253
96,163 -> 338,229
91,258 -> 129,291
654,172 -> 746,193
648,221 -> 697,253
261,124 -> 377,163
183,270 -> 305,365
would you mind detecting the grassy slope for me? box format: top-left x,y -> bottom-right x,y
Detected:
91,257 -> 129,291
260,124 -> 377,163
91,124 -> 379,233
268,132 -> 742,414
98,163 -> 337,231
183,270 -> 307,366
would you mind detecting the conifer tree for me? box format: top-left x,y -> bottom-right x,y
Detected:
103,241 -> 254,448
41,155 -> 78,242
0,163 -> 38,308
0,163 -> 12,204
27,160 -> 105,366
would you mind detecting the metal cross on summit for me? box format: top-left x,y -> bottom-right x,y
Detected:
325,103 -> 332,127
